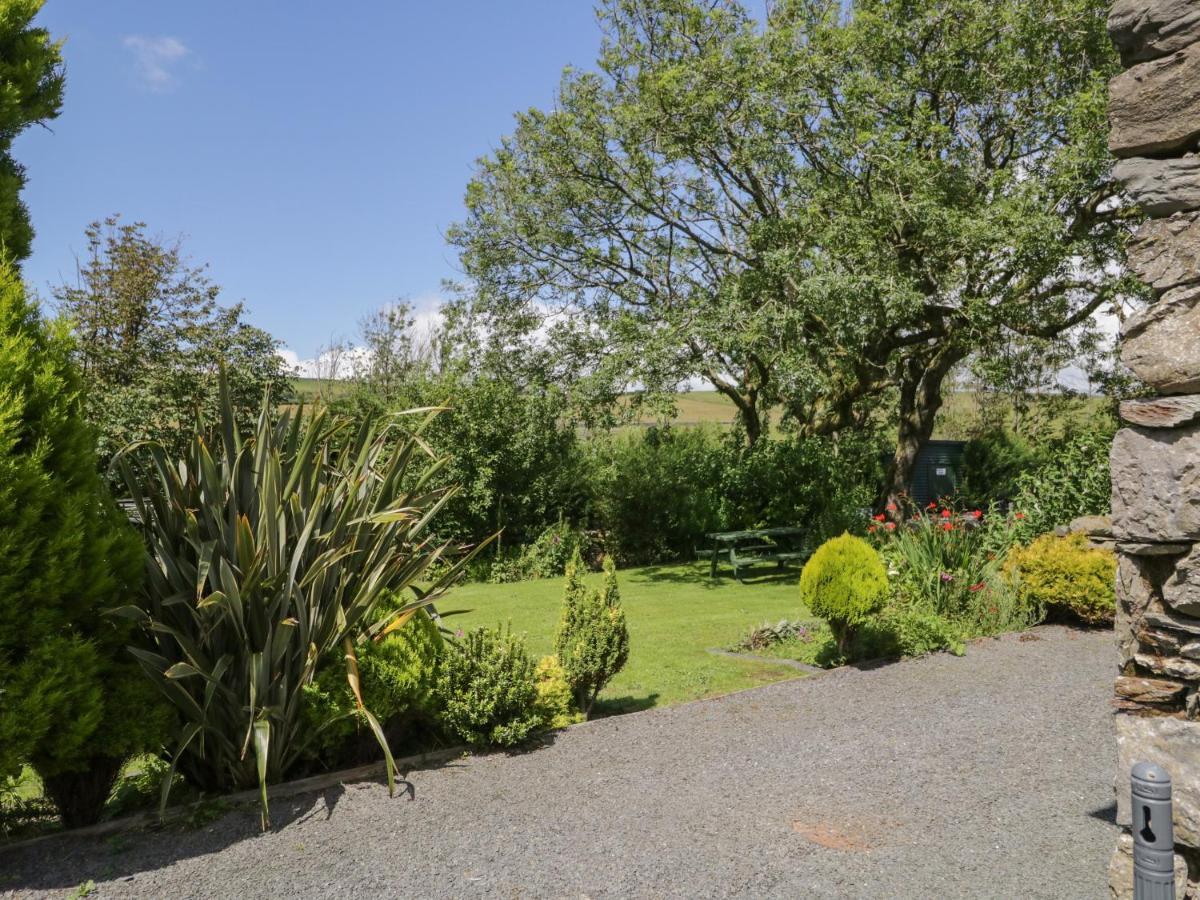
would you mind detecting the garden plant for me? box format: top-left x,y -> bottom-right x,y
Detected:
116,377 -> 486,828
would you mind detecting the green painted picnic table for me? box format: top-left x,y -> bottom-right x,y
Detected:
704,526 -> 808,581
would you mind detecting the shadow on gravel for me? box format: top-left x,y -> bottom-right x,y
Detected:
0,758 -> 462,894
1087,801 -> 1118,825
591,693 -> 661,717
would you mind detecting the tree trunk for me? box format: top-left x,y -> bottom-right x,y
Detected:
884,350 -> 964,514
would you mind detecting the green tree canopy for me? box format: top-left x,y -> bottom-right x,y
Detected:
0,0 -> 63,264
53,216 -> 295,469
449,0 -> 1142,496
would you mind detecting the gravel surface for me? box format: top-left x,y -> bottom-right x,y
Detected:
1,626 -> 1117,899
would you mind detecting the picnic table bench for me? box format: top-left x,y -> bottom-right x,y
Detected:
703,527 -> 809,581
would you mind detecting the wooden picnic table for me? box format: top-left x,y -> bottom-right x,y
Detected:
704,526 -> 808,581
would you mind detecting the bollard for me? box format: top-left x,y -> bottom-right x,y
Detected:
1132,761 -> 1175,900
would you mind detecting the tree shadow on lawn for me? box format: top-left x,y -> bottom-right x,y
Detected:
635,564 -> 799,587
0,756 -> 464,894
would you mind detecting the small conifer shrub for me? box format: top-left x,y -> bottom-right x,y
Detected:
554,553 -> 630,717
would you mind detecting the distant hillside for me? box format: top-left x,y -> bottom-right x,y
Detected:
289,378 -> 1110,438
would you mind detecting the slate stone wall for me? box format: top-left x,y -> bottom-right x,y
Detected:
1109,1 -> 1200,894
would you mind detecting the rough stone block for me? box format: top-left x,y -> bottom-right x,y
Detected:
1121,396 -> 1200,429
1127,212 -> 1200,296
1112,424 -> 1200,541
1118,557 -> 1150,668
1116,675 -> 1189,704
1114,155 -> 1200,217
1110,43 -> 1200,157
1115,714 -> 1200,848
1118,540 -> 1194,556
1122,285 -> 1200,395
1136,651 -> 1200,680
1165,544 -> 1200,617
1109,0 -> 1200,66
1108,831 -> 1189,899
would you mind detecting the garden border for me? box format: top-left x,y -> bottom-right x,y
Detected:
0,744 -> 467,856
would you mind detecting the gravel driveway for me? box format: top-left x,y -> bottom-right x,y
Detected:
1,626 -> 1117,899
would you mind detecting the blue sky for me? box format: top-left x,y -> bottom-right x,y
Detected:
16,1 -> 603,364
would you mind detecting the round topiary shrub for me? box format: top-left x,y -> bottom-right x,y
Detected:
800,533 -> 889,654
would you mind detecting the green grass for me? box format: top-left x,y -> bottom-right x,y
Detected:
442,560 -> 819,715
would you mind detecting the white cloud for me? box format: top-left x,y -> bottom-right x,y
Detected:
123,35 -> 190,92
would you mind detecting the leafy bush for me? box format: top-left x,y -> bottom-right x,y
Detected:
867,607 -> 965,659
435,625 -> 542,748
300,608 -> 445,768
118,378 -> 478,828
487,521 -> 594,583
532,656 -> 583,729
1011,425 -> 1116,536
586,427 -> 880,565
584,426 -> 724,564
958,429 -> 1045,509
554,554 -> 630,716
0,266 -> 167,828
1004,533 -> 1116,625
800,534 -> 888,653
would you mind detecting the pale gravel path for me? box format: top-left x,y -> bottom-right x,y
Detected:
1,626 -> 1117,899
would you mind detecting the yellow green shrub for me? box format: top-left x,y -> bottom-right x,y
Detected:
800,533 -> 888,653
1004,533 -> 1115,625
533,655 -> 583,729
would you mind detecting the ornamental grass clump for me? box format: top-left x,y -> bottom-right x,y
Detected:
116,376 -> 482,828
554,552 -> 629,717
799,534 -> 888,654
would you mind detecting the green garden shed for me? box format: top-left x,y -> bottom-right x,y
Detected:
908,440 -> 967,507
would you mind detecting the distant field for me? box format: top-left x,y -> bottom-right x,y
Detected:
288,378 -> 1110,438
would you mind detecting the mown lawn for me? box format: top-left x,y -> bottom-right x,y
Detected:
442,560 -> 819,715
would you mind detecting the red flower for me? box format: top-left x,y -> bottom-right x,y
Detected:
885,522 -> 896,531
868,525 -> 878,533
873,513 -> 886,522
942,522 -> 953,531
940,509 -> 952,519
1014,512 -> 1026,520
885,502 -> 898,513
971,510 -> 982,519
926,501 -> 937,510
969,582 -> 986,592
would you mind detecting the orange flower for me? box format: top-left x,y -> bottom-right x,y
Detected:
942,522 -> 953,531
868,525 -> 877,533
1014,512 -> 1026,520
873,513 -> 886,522
940,509 -> 952,519
885,522 -> 896,531
885,502 -> 898,513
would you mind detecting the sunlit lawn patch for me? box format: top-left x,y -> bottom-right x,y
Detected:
445,560 -> 818,714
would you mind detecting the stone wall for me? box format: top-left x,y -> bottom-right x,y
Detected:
1109,1 -> 1200,895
